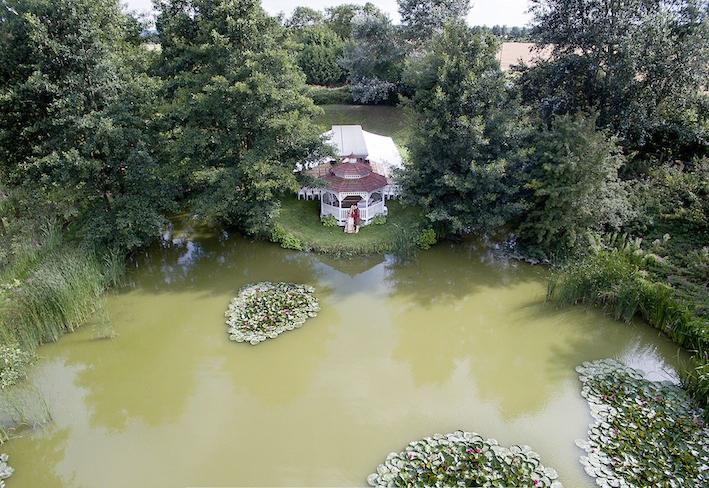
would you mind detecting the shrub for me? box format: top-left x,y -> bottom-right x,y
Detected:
350,78 -> 398,105
306,85 -> 353,105
280,233 -> 303,251
371,215 -> 386,225
0,345 -> 35,389
320,215 -> 338,227
415,227 -> 437,250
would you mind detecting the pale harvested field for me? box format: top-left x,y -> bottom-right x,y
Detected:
498,42 -> 553,71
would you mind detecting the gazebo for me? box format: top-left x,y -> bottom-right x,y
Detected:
317,154 -> 389,226
297,125 -> 402,226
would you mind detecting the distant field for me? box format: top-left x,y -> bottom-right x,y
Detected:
498,42 -> 553,71
313,104 -> 411,150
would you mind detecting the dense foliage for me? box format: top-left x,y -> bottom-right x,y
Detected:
398,0 -> 471,43
339,8 -> 407,104
399,21 -> 520,235
524,0 -> 709,158
155,0 -> 328,236
0,345 -> 35,389
515,113 -> 630,259
0,0 -> 175,251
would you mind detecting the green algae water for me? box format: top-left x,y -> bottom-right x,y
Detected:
4,233 -> 688,487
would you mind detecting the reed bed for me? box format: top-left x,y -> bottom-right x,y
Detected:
0,237 -> 124,432
0,246 -> 124,350
0,382 -> 52,429
547,246 -> 709,416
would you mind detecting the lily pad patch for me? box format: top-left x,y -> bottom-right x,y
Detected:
367,430 -> 562,487
225,282 -> 320,345
576,358 -> 709,488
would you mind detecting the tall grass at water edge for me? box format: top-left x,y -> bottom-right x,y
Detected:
0,224 -> 125,351
0,248 -> 124,350
0,222 -> 124,450
547,245 -> 709,416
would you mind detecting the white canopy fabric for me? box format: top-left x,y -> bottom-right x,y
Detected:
326,125 -> 369,158
360,130 -> 403,180
299,125 -> 404,183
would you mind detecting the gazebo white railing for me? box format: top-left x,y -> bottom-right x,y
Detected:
320,191 -> 387,226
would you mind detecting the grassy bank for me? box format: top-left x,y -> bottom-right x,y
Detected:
272,198 -> 429,256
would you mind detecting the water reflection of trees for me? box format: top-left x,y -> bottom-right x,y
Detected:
221,300 -> 339,405
383,241 -> 679,421
384,240 -> 543,306
66,233 -> 330,430
4,424 -> 69,487
124,232 -> 328,296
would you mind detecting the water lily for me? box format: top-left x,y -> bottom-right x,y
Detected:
368,430 -> 561,487
575,359 -> 709,487
225,282 -> 320,345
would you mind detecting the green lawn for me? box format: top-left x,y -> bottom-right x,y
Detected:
312,104 -> 411,153
275,197 -> 423,255
291,104 -> 418,255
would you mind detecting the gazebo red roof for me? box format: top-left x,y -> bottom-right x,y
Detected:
331,161 -> 372,178
319,162 -> 388,193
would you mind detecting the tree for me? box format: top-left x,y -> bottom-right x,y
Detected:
515,112 -> 631,258
524,0 -> 709,158
339,9 -> 407,103
398,0 -> 471,43
290,23 -> 345,86
399,21 -> 521,234
0,0 -> 175,251
155,0 -> 327,236
325,3 -> 379,40
285,6 -> 323,29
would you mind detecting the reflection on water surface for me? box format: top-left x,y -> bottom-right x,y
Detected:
5,234 -> 687,487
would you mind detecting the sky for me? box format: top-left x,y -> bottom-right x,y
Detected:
123,0 -> 534,28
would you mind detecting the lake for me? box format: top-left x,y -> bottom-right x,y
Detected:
4,232 -> 686,487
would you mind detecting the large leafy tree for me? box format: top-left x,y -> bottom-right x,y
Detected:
524,0 -> 709,158
325,3 -> 379,40
155,0 -> 326,235
398,0 -> 471,43
400,21 -> 521,234
515,112 -> 631,258
286,10 -> 345,86
0,0 -> 174,251
339,8 -> 407,103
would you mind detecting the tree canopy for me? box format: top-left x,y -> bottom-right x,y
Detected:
0,0 -> 174,250
515,112 -> 631,258
155,0 -> 327,235
524,0 -> 709,158
340,8 -> 408,103
398,0 -> 471,43
399,21 -> 520,234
